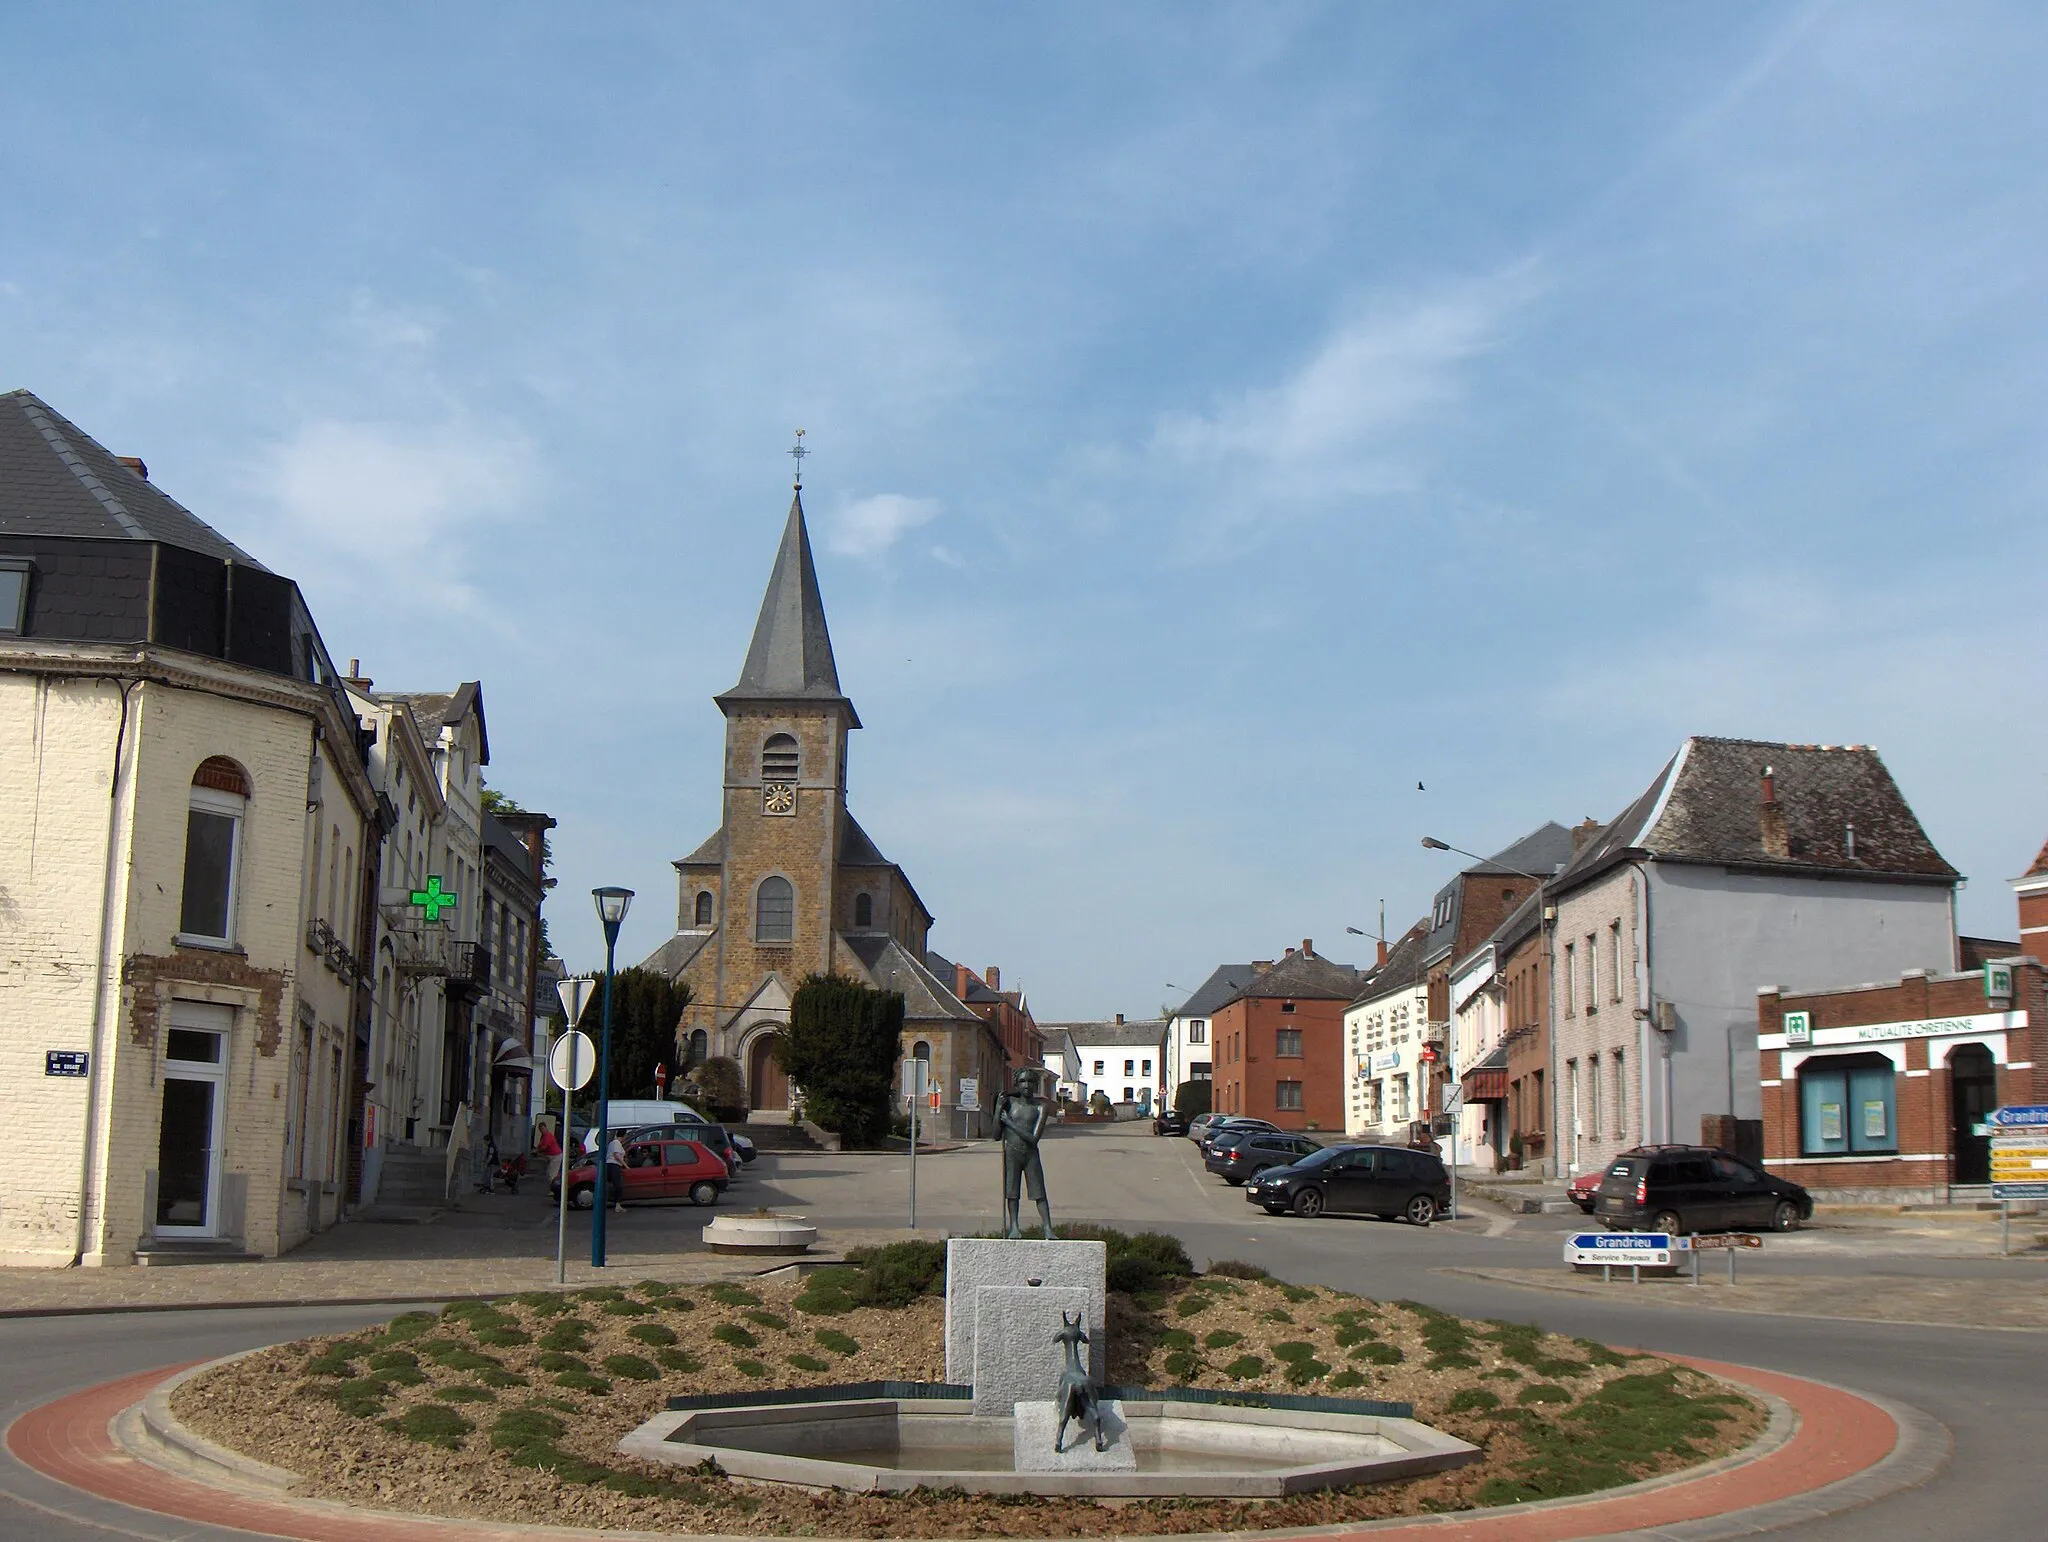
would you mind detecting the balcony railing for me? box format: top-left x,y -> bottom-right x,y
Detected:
446,940 -> 492,998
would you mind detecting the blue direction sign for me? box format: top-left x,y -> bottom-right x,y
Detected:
1986,1105 -> 2048,1127
1564,1232 -> 1675,1268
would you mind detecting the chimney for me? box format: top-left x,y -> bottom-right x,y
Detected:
344,658 -> 373,689
1301,938 -> 1314,957
955,963 -> 972,1000
1571,817 -> 1601,855
116,455 -> 147,479
1377,939 -> 1390,967
1253,960 -> 1273,975
1115,1013 -> 1124,1026
1759,764 -> 1791,858
984,965 -> 1000,991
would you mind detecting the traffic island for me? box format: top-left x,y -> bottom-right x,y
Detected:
143,1230 -> 1769,1535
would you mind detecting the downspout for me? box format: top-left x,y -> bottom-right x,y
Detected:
77,674 -> 142,1266
1633,861 -> 1661,1143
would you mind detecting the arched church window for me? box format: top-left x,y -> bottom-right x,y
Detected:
913,1040 -> 931,1061
755,876 -> 794,943
695,890 -> 714,927
688,1028 -> 708,1064
854,892 -> 873,928
761,734 -> 800,782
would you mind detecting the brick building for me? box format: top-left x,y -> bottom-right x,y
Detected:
1210,943 -> 1363,1132
930,955 -> 1044,1077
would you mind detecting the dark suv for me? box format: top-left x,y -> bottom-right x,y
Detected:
1206,1130 -> 1321,1184
1595,1145 -> 1810,1234
1245,1144 -> 1450,1225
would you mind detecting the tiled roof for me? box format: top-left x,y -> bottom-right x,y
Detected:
1423,822 -> 1574,963
715,492 -> 859,724
638,928 -> 714,980
675,829 -> 724,868
0,390 -> 263,566
843,935 -> 979,1023
1039,1018 -> 1167,1049
1171,964 -> 1258,1019
378,682 -> 488,764
1555,737 -> 1958,893
1220,949 -> 1366,1004
2025,837 -> 2048,880
839,813 -> 891,866
1352,920 -> 1432,1006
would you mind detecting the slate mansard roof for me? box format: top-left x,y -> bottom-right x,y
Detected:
1553,737 -> 1959,895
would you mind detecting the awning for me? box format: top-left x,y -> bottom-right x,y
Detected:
493,1035 -> 535,1075
1461,1065 -> 1508,1102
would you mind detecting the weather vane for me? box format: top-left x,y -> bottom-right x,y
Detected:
789,427 -> 808,490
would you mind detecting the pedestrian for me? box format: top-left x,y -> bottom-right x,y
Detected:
605,1132 -> 627,1213
537,1121 -> 563,1188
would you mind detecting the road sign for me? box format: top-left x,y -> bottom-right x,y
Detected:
1676,1233 -> 1763,1251
901,1059 -> 929,1102
1989,1108 -> 2048,1200
1987,1105 -> 2048,1128
1565,1232 -> 1675,1268
555,975 -> 595,1028
957,1076 -> 980,1113
548,1030 -> 596,1092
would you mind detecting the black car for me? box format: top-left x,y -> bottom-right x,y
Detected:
1153,1108 -> 1188,1136
1199,1116 -> 1279,1154
1206,1130 -> 1321,1184
1244,1143 -> 1450,1224
1595,1145 -> 1810,1234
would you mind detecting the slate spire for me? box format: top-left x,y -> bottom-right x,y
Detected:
716,491 -> 859,725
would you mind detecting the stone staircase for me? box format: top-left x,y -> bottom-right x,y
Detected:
373,1144 -> 456,1205
741,1119 -> 825,1153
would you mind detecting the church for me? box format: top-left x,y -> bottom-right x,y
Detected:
639,482 -> 1012,1138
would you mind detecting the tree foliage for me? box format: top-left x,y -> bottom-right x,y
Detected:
572,968 -> 691,1100
781,974 -> 905,1147
1173,1078 -> 1213,1119
687,1056 -> 746,1121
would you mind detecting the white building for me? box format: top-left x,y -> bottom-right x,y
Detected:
1040,1017 -> 1167,1112
1344,922 -> 1431,1141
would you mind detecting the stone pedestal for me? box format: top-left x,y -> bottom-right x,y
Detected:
944,1238 -> 1105,1393
1012,1399 -> 1137,1473
970,1285 -> 1088,1417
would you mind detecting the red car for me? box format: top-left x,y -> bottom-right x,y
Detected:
553,1136 -> 727,1209
1568,1169 -> 1604,1212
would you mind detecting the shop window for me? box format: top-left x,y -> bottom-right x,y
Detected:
179,759 -> 250,945
1276,1029 -> 1303,1057
754,876 -> 794,943
1276,1080 -> 1304,1111
1799,1054 -> 1898,1155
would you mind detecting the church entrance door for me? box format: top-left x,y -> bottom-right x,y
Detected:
748,1034 -> 790,1113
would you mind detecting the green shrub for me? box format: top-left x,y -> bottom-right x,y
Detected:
1163,1349 -> 1202,1379
664,1292 -> 699,1313
577,1286 -> 626,1302
744,1309 -> 790,1331
1222,1355 -> 1266,1380
1518,1383 -> 1572,1405
1489,1321 -> 1591,1378
305,1376 -> 391,1418
734,1358 -> 769,1378
473,1325 -> 531,1347
1260,1308 -> 1294,1325
379,1366 -> 429,1387
380,1312 -> 438,1343
515,1292 -> 577,1317
538,1320 -> 593,1351
1447,1388 -> 1502,1413
475,1367 -> 529,1388
1272,1341 -> 1318,1364
1157,1328 -> 1196,1349
602,1298 -> 654,1318
433,1384 -> 497,1404
554,1369 -> 611,1395
627,1323 -> 679,1347
656,1348 -> 703,1373
601,1354 -> 661,1382
1327,1369 -> 1367,1390
382,1403 -> 472,1449
536,1352 -> 587,1373
843,1240 -> 946,1306
706,1282 -> 761,1308
712,1323 -> 759,1349
367,1349 -> 419,1371
1334,1324 -> 1378,1347
792,1267 -> 859,1315
305,1346 -> 357,1378
1278,1284 -> 1318,1304
814,1329 -> 860,1356
1173,1295 -> 1209,1319
422,1345 -> 502,1374
1202,1329 -> 1243,1350
787,1353 -> 831,1373
1284,1357 -> 1331,1386
633,1279 -> 674,1298
1205,1260 -> 1268,1280
1351,1341 -> 1404,1365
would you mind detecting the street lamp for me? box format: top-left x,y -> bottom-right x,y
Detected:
590,885 -> 634,1268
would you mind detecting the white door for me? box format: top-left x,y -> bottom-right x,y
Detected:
156,1003 -> 231,1238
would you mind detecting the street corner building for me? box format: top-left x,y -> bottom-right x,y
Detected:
636,485 -> 1024,1139
0,392 -> 381,1267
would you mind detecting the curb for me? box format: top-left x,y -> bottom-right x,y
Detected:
8,1349 -> 1941,1542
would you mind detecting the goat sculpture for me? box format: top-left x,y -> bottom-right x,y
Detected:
1052,1310 -> 1107,1454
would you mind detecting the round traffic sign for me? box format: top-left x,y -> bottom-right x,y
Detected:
549,1030 -> 597,1092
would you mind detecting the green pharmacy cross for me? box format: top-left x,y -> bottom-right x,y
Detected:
409,876 -> 459,923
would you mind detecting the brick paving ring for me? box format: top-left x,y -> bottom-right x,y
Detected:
6,1353 -> 1947,1542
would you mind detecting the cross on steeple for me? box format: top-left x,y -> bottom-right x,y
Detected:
788,428 -> 808,489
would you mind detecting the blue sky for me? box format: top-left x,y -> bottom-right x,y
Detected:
5,4 -> 2044,1016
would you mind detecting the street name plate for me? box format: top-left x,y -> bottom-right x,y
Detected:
44,1050 -> 89,1077
1565,1232 -> 1674,1268
1676,1233 -> 1763,1251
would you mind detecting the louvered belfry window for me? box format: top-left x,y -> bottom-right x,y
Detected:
762,734 -> 800,782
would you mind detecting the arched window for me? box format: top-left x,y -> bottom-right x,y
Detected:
180,758 -> 250,945
913,1040 -> 931,1062
688,1028 -> 709,1064
755,876 -> 794,943
761,733 -> 800,782
854,892 -> 873,928
695,890 -> 714,927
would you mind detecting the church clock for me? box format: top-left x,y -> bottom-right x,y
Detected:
763,782 -> 796,815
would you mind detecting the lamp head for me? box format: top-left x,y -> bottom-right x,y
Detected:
592,885 -> 635,940
1420,836 -> 1451,851
1345,925 -> 1365,935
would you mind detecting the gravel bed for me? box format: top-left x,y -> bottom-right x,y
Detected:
172,1272 -> 1763,1537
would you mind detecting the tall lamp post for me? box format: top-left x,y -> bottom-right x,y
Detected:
590,885 -> 634,1268
1420,838 -> 1552,1220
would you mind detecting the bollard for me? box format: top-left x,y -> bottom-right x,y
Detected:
1691,1246 -> 1700,1288
1727,1247 -> 1737,1285
1603,1263 -> 1612,1283
1631,1263 -> 1640,1286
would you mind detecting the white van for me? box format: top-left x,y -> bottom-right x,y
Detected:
580,1099 -> 708,1152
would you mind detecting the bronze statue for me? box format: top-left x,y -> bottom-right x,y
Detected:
1053,1310 -> 1106,1453
998,1067 -> 1054,1239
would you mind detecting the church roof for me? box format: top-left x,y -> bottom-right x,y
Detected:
838,813 -> 890,866
843,935 -> 980,1024
715,491 -> 860,727
675,828 -> 724,868
638,927 -> 714,981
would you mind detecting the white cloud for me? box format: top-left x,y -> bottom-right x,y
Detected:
826,492 -> 939,558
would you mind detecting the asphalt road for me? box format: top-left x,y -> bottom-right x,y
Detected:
4,1123 -> 2041,1539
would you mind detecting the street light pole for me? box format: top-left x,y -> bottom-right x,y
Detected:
590,886 -> 634,1268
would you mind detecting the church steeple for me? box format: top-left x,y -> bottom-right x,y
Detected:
715,490 -> 861,728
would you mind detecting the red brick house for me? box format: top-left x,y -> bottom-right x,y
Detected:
1209,943 -> 1363,1133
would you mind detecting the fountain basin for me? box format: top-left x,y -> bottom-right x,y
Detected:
702,1213 -> 817,1255
620,1395 -> 1479,1497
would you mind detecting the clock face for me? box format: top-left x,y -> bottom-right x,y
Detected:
763,782 -> 796,815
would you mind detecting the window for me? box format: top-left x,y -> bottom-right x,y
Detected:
1799,1055 -> 1898,1155
1189,1020 -> 1206,1044
1563,944 -> 1576,1015
1609,921 -> 1623,1002
853,892 -> 873,928
1192,1061 -> 1211,1079
1588,1053 -> 1601,1135
761,733 -> 800,781
1585,934 -> 1598,1012
754,876 -> 794,943
1275,1080 -> 1304,1111
687,1028 -> 708,1064
1275,1029 -> 1303,1057
1124,1058 -> 1135,1076
1093,1059 -> 1104,1076
695,890 -> 714,927
0,557 -> 29,633
1613,1050 -> 1626,1139
179,759 -> 249,945
1280,1001 -> 1296,1014
1123,1087 -> 1134,1102
913,1040 -> 931,1061
1141,1058 -> 1151,1076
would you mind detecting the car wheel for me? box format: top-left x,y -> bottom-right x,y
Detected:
1771,1200 -> 1799,1233
1293,1189 -> 1326,1218
1262,1205 -> 1287,1215
570,1185 -> 595,1211
1224,1176 -> 1242,1187
1404,1194 -> 1436,1226
690,1181 -> 719,1206
1651,1209 -> 1683,1236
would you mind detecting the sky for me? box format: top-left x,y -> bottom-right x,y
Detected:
5,3 -> 2045,1018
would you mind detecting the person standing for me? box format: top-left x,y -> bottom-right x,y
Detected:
605,1133 -> 627,1213
537,1122 -> 563,1187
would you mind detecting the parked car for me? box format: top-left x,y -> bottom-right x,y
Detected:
553,1135 -> 727,1209
1206,1129 -> 1322,1184
1199,1116 -> 1280,1154
578,1099 -> 711,1150
1153,1108 -> 1188,1137
1595,1145 -> 1810,1234
1186,1112 -> 1224,1145
615,1121 -> 744,1180
1567,1169 -> 1604,1213
1244,1143 -> 1450,1225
